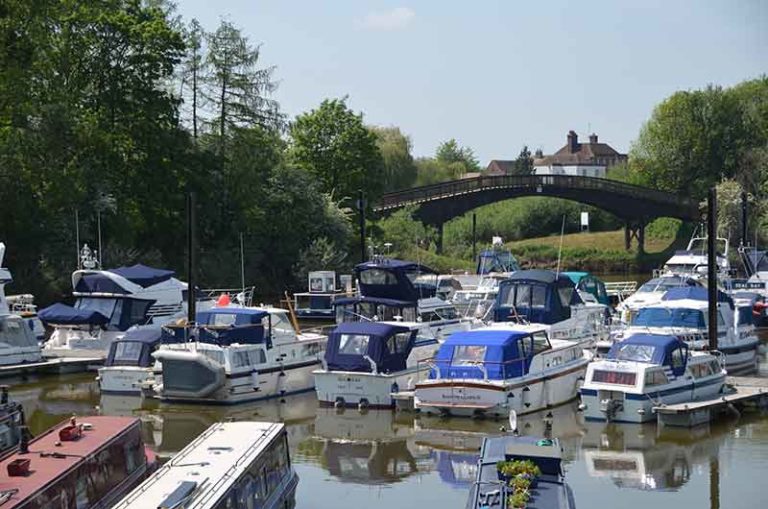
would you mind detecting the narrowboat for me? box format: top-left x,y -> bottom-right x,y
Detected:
313,321 -> 440,409
414,325 -> 589,418
0,415 -> 156,508
580,334 -> 726,423
620,286 -> 759,373
96,328 -> 162,394
40,259 -> 209,358
0,243 -> 42,366
465,434 -> 576,509
147,306 -> 326,404
493,270 -> 609,349
112,421 -> 297,509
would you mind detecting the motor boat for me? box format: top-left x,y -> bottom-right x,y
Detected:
580,333 -> 726,423
313,321 -> 440,409
96,328 -> 163,394
493,270 -> 609,349
414,325 -> 589,418
616,275 -> 701,324
40,262 -> 209,358
293,270 -> 351,321
660,235 -> 730,279
147,306 -> 326,404
0,243 -> 42,366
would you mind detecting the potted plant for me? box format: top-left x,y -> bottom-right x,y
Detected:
508,491 -> 530,509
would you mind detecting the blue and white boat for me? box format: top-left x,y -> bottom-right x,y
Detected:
619,286 -> 759,373
147,306 -> 326,404
465,435 -> 577,509
493,270 -> 609,349
112,421 -> 297,509
0,243 -> 42,366
41,263 -> 207,358
580,334 -> 726,423
414,325 -> 589,418
313,321 -> 439,409
616,275 -> 701,324
97,328 -> 163,394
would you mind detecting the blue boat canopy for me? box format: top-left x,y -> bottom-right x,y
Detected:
662,286 -> 733,307
104,328 -> 163,367
163,307 -> 270,346
74,273 -> 131,294
607,333 -> 688,375
355,259 -> 437,301
324,322 -> 416,374
39,303 -> 110,326
494,270 -> 583,324
108,264 -> 176,287
430,328 -> 549,380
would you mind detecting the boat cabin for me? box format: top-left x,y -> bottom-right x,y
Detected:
476,249 -> 520,275
39,299 -> 155,332
630,287 -> 732,340
494,270 -> 582,323
324,322 -> 417,374
564,271 -> 609,305
429,328 -> 551,381
333,296 -> 458,324
606,334 -> 689,376
355,259 -> 438,301
104,329 -> 163,369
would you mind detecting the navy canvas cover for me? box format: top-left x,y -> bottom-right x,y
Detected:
108,264 -> 176,287
162,307 -> 269,346
494,270 -> 581,323
355,259 -> 437,301
39,303 -> 109,326
429,329 -> 530,380
104,328 -> 162,367
74,273 -> 131,294
324,322 -> 415,373
662,286 -> 733,307
607,333 -> 688,375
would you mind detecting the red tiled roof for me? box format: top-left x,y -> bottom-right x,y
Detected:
485,160 -> 515,175
0,416 -> 141,508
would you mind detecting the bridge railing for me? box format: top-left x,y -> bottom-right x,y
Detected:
375,174 -> 698,213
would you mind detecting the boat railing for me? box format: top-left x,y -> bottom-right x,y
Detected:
604,281 -> 637,300
201,286 -> 257,307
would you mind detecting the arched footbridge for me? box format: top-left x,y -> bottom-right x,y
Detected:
373,175 -> 701,252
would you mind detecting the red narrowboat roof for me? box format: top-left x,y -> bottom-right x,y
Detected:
0,416 -> 141,508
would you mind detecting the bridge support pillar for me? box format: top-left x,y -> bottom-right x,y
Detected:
624,221 -> 646,253
436,222 -> 444,255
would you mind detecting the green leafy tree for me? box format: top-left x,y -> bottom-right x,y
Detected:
179,18 -> 206,140
370,126 -> 417,192
289,98 -> 384,201
436,138 -> 481,172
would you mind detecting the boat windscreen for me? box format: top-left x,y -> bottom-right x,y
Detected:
632,308 -> 705,328
610,343 -> 656,363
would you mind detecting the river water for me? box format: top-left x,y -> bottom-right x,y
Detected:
8,357 -> 768,509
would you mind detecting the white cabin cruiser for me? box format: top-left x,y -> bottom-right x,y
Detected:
616,275 -> 701,324
493,270 -> 609,349
313,321 -> 440,409
414,324 -> 589,418
451,274 -> 506,319
147,306 -> 326,404
97,328 -> 163,394
40,263 -> 204,358
620,287 -> 759,373
0,243 -> 42,365
660,236 -> 730,279
580,334 -> 726,423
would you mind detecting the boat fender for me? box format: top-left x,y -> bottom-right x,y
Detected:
358,399 -> 369,412
334,397 -> 345,409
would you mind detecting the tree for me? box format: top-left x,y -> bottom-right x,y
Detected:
370,126 -> 417,192
289,98 -> 384,201
204,20 -> 281,162
436,138 -> 481,172
179,18 -> 206,140
511,145 -> 533,175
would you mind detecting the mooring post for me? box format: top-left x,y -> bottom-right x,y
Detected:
638,222 -> 646,254
472,213 -> 477,260
186,192 -> 197,326
707,187 -> 718,351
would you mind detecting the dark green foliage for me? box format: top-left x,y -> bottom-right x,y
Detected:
510,146 -> 533,175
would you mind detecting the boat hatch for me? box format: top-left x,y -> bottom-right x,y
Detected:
158,480 -> 198,509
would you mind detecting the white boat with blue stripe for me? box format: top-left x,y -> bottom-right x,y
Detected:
313,321 -> 440,409
580,333 -> 726,423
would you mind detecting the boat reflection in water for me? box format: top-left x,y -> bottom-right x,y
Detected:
10,373 -> 99,433
579,419 -> 733,491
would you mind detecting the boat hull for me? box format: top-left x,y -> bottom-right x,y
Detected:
414,362 -> 587,418
98,366 -> 153,394
314,366 -> 424,409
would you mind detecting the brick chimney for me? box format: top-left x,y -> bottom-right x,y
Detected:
567,130 -> 578,153
589,133 -> 598,144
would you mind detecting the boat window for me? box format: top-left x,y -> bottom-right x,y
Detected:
271,312 -> 294,334
210,313 -> 237,327
75,475 -> 89,508
75,297 -> 116,317
395,332 -> 411,353
402,307 -> 417,322
515,285 -> 531,307
386,337 -> 397,354
670,348 -> 685,370
0,317 -> 34,347
644,370 -> 668,386
612,343 -> 656,362
114,341 -> 143,363
592,370 -> 637,385
690,362 -> 713,378
339,334 -> 370,355
557,286 -> 574,307
709,360 -> 721,374
310,276 -> 324,292
231,351 -> 251,368
736,306 -> 753,326
632,307 -> 705,328
249,349 -> 266,364
452,345 -> 487,365
531,331 -> 551,354
360,268 -> 397,285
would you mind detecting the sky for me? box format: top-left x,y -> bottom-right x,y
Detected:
173,0 -> 767,164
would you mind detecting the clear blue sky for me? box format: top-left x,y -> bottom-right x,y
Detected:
174,0 -> 767,164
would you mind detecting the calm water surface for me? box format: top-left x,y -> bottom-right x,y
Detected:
8,356 -> 768,509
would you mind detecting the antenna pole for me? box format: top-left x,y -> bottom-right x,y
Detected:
555,214 -> 566,277
358,189 -> 366,263
97,210 -> 103,267
707,187 -> 718,351
186,192 -> 197,328
74,210 -> 80,269
472,213 -> 477,260
239,232 -> 245,293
